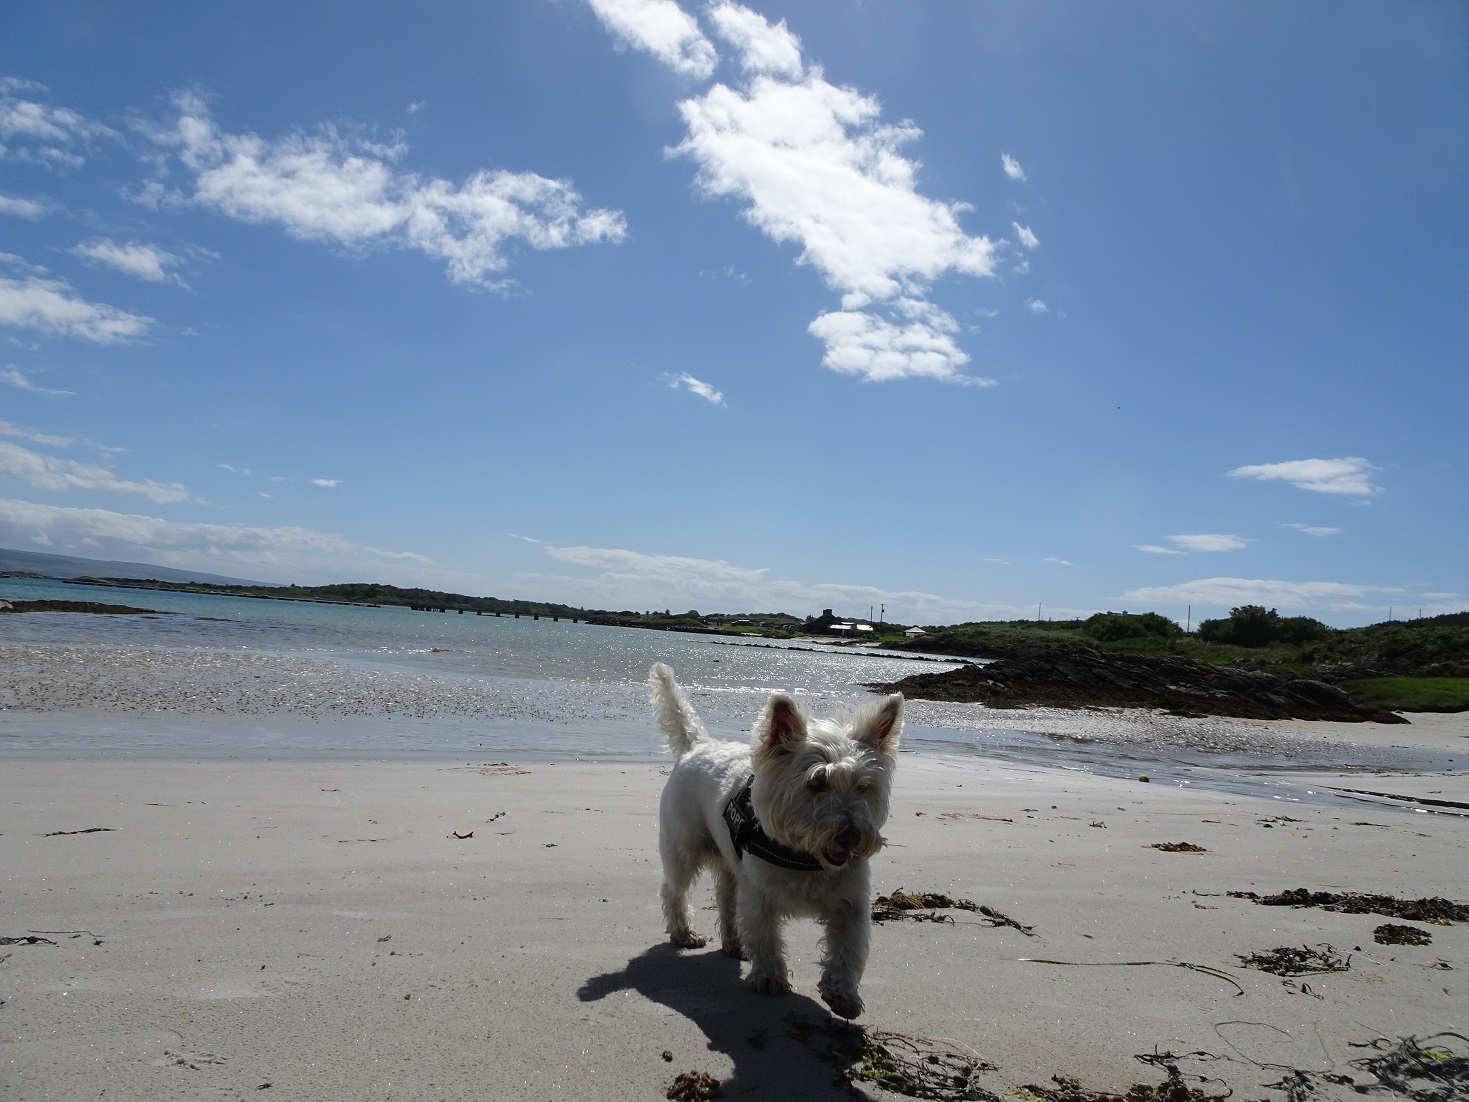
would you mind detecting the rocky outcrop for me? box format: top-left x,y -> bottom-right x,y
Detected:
0,599 -> 165,615
874,645 -> 1408,723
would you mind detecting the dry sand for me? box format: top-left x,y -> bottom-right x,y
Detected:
2,715 -> 1467,1101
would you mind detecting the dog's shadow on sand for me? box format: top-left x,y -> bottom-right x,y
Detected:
578,943 -> 865,1099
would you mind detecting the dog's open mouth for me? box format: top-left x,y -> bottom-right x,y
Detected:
822,847 -> 853,867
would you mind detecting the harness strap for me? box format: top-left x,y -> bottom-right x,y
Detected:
722,775 -> 824,872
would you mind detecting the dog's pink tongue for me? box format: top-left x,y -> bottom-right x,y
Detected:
824,847 -> 851,867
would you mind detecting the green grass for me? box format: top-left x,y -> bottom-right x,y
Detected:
1339,677 -> 1469,713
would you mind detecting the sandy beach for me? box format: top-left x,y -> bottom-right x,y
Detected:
3,712 -> 1466,1101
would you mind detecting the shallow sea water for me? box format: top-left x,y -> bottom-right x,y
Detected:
0,576 -> 1455,810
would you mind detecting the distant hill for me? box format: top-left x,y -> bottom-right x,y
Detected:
0,548 -> 275,588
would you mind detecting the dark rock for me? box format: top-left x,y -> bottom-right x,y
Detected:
874,645 -> 1408,723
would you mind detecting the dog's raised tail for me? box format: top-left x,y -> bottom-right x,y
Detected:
649,663 -> 709,759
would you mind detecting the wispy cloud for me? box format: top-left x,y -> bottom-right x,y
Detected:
0,419 -> 75,448
0,440 -> 188,502
1012,223 -> 1039,250
1136,544 -> 1185,556
1043,556 -> 1072,566
531,539 -> 1061,623
0,193 -> 51,219
310,478 -> 340,488
662,371 -> 725,404
0,79 -> 116,168
598,2 -> 1000,384
0,274 -> 153,342
588,0 -> 719,79
1122,576 -> 1387,611
0,497 -> 434,584
1026,297 -> 1048,314
1228,457 -> 1379,497
72,238 -> 185,284
144,92 -> 627,287
1283,523 -> 1341,538
2,365 -> 74,396
1001,153 -> 1026,181
1168,533 -> 1248,553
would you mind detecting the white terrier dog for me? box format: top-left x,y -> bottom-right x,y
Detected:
649,662 -> 902,1019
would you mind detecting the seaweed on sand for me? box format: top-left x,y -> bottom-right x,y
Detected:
1019,1069 -> 1227,1102
1265,1033 -> 1469,1102
1229,888 -> 1469,925
872,890 -> 1035,935
666,1069 -> 720,1100
1236,945 -> 1351,976
789,1017 -> 997,1102
1374,923 -> 1433,946
1150,842 -> 1206,853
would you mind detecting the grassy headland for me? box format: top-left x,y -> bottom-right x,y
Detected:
888,608 -> 1469,712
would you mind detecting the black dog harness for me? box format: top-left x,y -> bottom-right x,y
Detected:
722,775 -> 824,872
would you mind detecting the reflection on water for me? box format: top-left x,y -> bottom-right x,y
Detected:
1,576 -> 1455,812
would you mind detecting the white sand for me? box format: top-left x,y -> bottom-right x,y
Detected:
2,742 -> 1465,1101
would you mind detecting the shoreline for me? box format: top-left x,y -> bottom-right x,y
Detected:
2,752 -> 1465,1100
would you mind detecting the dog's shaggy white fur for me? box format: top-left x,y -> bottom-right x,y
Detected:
649,662 -> 902,1019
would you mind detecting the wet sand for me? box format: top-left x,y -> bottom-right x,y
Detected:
2,730 -> 1466,1101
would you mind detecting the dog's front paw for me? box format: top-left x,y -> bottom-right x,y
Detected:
748,966 -> 792,996
670,929 -> 708,949
818,980 -> 864,1020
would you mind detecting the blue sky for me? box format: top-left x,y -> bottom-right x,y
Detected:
1,1 -> 1465,626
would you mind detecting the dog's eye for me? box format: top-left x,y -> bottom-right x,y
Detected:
807,770 -> 827,790
856,780 -> 870,794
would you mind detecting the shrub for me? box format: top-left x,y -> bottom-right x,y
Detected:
1197,605 -> 1329,647
1084,611 -> 1183,643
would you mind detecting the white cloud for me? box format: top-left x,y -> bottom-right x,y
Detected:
0,274 -> 153,342
1026,297 -> 1048,314
0,420 -> 74,448
0,497 -> 434,584
662,371 -> 726,404
532,539 -> 1063,623
0,82 -> 115,167
148,93 -> 627,287
1043,556 -> 1072,566
807,307 -> 993,384
1012,223 -> 1038,250
1168,533 -> 1248,553
0,94 -> 106,144
640,4 -> 998,383
1122,576 -> 1382,612
545,543 -> 768,585
310,478 -> 340,488
1001,153 -> 1026,181
587,0 -> 719,79
0,440 -> 188,503
706,2 -> 802,78
2,365 -> 74,396
1136,544 -> 1185,556
72,238 -> 183,284
1228,456 -> 1379,497
0,193 -> 49,219
1283,523 -> 1341,538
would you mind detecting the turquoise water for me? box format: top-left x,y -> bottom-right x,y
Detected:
1,576 -> 1458,811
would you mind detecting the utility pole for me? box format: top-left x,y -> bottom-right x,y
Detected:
1186,605 -> 1191,634
1037,601 -> 1042,622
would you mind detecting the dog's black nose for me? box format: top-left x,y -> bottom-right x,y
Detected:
836,825 -> 861,850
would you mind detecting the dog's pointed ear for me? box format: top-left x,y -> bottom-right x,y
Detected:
858,694 -> 903,755
759,693 -> 807,753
